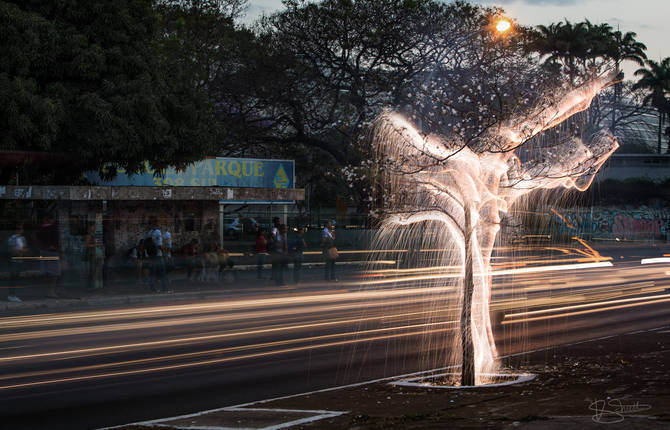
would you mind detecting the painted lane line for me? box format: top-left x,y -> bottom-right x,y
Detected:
133,407 -> 348,430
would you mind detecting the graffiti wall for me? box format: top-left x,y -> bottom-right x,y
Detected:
534,204 -> 670,240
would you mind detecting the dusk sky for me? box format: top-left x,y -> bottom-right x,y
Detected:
245,0 -> 670,80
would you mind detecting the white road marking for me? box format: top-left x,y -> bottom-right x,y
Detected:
99,324 -> 670,430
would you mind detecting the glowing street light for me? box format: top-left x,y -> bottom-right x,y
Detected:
424,15 -> 515,84
495,18 -> 512,34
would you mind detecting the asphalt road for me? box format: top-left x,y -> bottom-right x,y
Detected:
1,243 -> 669,429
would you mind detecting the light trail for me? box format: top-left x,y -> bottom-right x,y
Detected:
503,292 -> 670,319
502,297 -> 670,325
0,307 -> 455,362
491,282 -> 665,312
0,294 -> 458,343
641,257 -> 670,265
0,287 -> 452,329
1,248 -> 669,409
0,324 -> 458,391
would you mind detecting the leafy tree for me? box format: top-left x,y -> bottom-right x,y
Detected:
247,0 -> 513,207
633,58 -> 670,153
603,29 -> 647,129
0,0 -> 216,184
372,70 -> 618,385
525,20 -> 646,84
587,82 -> 656,153
353,6 -> 619,385
155,0 -> 264,154
525,20 -> 596,84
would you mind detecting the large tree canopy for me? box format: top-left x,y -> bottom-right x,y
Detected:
0,0 -> 216,183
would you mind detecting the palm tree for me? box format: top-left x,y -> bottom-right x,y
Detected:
633,58 -> 670,153
606,30 -> 647,131
529,20 -> 591,85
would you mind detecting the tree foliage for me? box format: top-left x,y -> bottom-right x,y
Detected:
633,57 -> 670,152
0,0 -> 217,183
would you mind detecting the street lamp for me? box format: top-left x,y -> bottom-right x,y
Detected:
495,18 -> 512,34
424,16 -> 514,85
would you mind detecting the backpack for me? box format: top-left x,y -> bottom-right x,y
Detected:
145,236 -> 157,257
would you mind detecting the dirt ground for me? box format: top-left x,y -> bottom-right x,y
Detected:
115,327 -> 670,430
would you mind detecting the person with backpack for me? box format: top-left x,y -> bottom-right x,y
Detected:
7,223 -> 27,302
321,221 -> 338,282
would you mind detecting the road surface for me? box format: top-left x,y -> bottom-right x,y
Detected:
1,243 -> 669,429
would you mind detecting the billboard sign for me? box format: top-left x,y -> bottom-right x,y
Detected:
86,158 -> 295,189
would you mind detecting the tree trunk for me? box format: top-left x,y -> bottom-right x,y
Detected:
461,207 -> 475,386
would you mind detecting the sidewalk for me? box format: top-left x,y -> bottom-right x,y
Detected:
110,327 -> 670,430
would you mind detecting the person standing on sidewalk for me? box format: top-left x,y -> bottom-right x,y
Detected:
163,229 -> 173,280
7,223 -> 27,302
321,221 -> 338,281
270,217 -> 281,283
274,224 -> 289,286
84,223 -> 103,290
147,218 -> 169,293
254,228 -> 268,279
291,227 -> 307,284
37,215 -> 61,298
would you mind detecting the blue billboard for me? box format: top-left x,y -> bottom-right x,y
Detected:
86,158 -> 295,189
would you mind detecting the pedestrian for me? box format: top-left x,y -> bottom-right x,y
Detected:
128,240 -> 140,284
197,243 -> 209,282
37,215 -> 61,298
217,246 -> 234,281
321,221 -> 338,281
291,226 -> 307,284
7,223 -> 27,302
163,229 -> 173,279
270,217 -> 281,283
84,223 -> 103,289
205,243 -> 219,281
273,224 -> 289,286
254,228 -> 268,279
136,238 -> 148,284
181,238 -> 199,280
147,218 -> 169,292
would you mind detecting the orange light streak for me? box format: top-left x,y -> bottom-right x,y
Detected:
0,324 -> 458,390
502,297 -> 670,325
